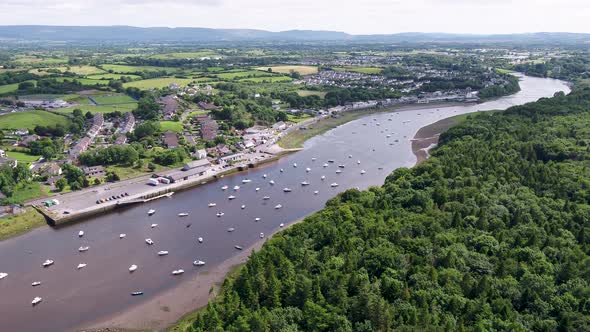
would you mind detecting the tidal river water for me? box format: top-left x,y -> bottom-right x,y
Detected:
0,74 -> 569,332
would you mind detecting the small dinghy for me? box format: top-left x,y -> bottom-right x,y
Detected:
42,260 -> 54,268
275,204 -> 283,209
151,224 -> 158,228
78,246 -> 89,252
263,196 -> 270,200
336,169 -> 342,174
314,191 -> 319,195
228,195 -> 236,200
234,245 -> 243,250
360,170 -> 366,175
301,181 -> 310,186
171,269 -> 184,276
157,251 -> 169,256
312,157 -> 316,161
242,179 -> 252,184
321,175 -> 326,180
233,185 -> 240,191
77,263 -> 87,270
328,160 -> 335,163
306,167 -> 311,172
338,165 -> 346,168
78,230 -> 84,237
293,163 -> 297,168
263,174 -> 267,178
32,297 -> 42,306
197,237 -> 203,243
357,160 -> 361,164
260,232 -> 265,238
31,281 -> 41,287
280,223 -> 285,228
348,155 -> 352,158
0,272 -> 7,280
178,213 -> 189,217
193,260 -> 206,266
119,234 -> 126,239
323,163 -> 329,168
221,185 -> 228,190
208,203 -> 216,207
129,265 -> 138,272
216,212 -> 225,217
283,188 -> 292,192
241,205 -> 246,209
255,187 -> 260,191
145,238 -> 154,245
131,291 -> 143,296
269,180 -> 275,185
331,183 -> 339,187
255,217 -> 261,222
148,209 -> 156,216
227,227 -> 235,232
280,168 -> 284,173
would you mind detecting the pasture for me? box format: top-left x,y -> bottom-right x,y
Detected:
215,71 -> 275,80
122,78 -> 195,89
101,64 -> 176,74
297,90 -> 327,98
257,65 -> 318,75
238,76 -> 293,83
91,94 -> 136,105
150,51 -> 221,60
0,80 -> 37,94
54,65 -> 105,75
86,73 -> 142,80
0,110 -> 72,130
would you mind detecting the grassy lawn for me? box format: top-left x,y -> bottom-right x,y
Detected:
101,64 -> 177,74
5,182 -> 51,204
5,150 -> 41,163
159,121 -> 184,133
257,65 -> 318,75
123,77 -> 195,90
53,103 -> 137,114
238,76 -> 293,83
334,66 -> 383,74
91,94 -> 136,105
297,90 -> 327,98
0,208 -> 47,241
0,110 -> 72,130
287,113 -> 313,123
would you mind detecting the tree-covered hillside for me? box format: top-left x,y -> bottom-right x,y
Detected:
186,89 -> 590,332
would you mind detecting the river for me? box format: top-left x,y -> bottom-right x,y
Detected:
0,75 -> 569,332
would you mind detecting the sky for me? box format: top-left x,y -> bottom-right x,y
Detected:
0,0 -> 588,35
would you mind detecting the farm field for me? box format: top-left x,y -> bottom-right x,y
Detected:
122,77 -> 195,89
297,90 -> 327,98
53,65 -> 105,75
91,94 -> 136,105
56,77 -> 110,86
12,56 -> 67,66
101,64 -> 177,74
86,73 -> 142,80
54,103 -> 137,114
150,51 -> 221,59
334,66 -> 383,74
214,70 -> 276,80
238,76 -> 293,83
159,121 -> 183,133
257,65 -> 318,75
0,80 -> 36,94
0,110 -> 72,130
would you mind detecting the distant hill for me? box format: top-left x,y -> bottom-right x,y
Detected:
0,25 -> 588,44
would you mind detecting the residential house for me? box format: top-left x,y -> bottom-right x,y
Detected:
162,130 -> 179,149
119,113 -> 135,134
114,134 -> 127,145
19,134 -> 40,147
193,149 -> 207,160
198,101 -> 221,111
272,121 -> 287,131
158,95 -> 179,120
219,152 -> 245,164
69,137 -> 91,158
200,117 -> 219,141
82,165 -> 106,178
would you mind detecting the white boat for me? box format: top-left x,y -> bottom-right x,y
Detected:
193,260 -> 206,266
119,234 -> 126,239
242,179 -> 252,184
171,269 -> 184,276
314,191 -> 319,195
357,160 -> 361,164
312,158 -> 316,161
293,163 -> 297,168
331,183 -> 339,187
386,134 -> 391,138
0,273 -> 7,280
129,265 -> 138,272
42,260 -> 54,268
228,195 -> 236,200
233,185 -> 240,191
275,204 -> 282,209
77,263 -> 87,269
283,188 -> 292,192
255,217 -> 261,222
269,180 -> 275,185
227,227 -> 235,232
306,168 -> 311,172
78,246 -> 89,252
31,281 -> 41,286
336,170 -> 342,174
338,165 -> 346,168
241,205 -> 246,209
78,230 -> 84,237
131,291 -> 143,296
148,209 -> 156,216
197,237 -> 203,243
328,160 -> 335,163
178,213 -> 189,217
263,196 -> 270,200
255,188 -> 260,192
348,155 -> 352,158
323,163 -> 329,168
234,245 -> 243,250
263,174 -> 267,178
301,181 -> 310,186
260,233 -> 265,238
157,251 -> 169,256
221,185 -> 228,190
279,223 -> 285,228
216,212 -> 225,217
32,297 -> 42,306
361,170 -> 366,175
280,168 -> 284,173
151,223 -> 158,228
145,238 -> 154,245
208,203 -> 217,207
321,175 -> 326,180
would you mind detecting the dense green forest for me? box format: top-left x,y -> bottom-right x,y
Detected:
187,89 -> 590,331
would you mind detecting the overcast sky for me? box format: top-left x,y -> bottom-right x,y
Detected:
0,0 -> 588,34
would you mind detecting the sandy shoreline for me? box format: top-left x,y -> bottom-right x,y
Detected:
411,116 -> 461,165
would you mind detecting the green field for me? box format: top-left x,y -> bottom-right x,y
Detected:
0,80 -> 36,94
123,77 -> 195,89
0,208 -> 47,241
150,51 -> 221,60
54,103 -> 137,114
0,110 -> 72,130
495,68 -> 515,74
287,113 -> 313,123
56,77 -> 110,86
91,94 -> 136,105
54,65 -> 105,75
86,73 -> 142,80
188,110 -> 209,118
5,150 -> 41,163
257,65 -> 318,75
4,182 -> 50,205
206,67 -> 225,72
215,71 -> 276,80
297,90 -> 327,98
159,121 -> 183,133
238,76 -> 293,83
334,67 -> 383,74
101,64 -> 176,74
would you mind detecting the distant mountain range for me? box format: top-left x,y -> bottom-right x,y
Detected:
0,25 -> 588,44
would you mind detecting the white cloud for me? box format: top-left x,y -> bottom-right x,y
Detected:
0,0 -> 587,34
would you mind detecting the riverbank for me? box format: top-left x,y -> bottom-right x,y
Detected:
278,102 -> 469,149
0,208 -> 46,241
